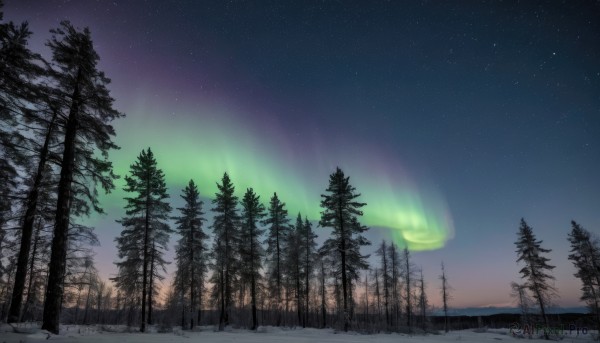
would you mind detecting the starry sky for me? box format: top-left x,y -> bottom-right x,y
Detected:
5,1 -> 600,310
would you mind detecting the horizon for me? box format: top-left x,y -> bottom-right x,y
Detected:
3,1 -> 599,312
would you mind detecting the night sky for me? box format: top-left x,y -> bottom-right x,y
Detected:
5,1 -> 600,310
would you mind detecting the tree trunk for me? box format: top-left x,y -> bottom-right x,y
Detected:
190,227 -> 195,329
304,235 -> 310,328
339,204 -> 349,332
320,261 -> 326,328
140,173 -> 151,332
42,69 -> 81,334
9,110 -> 57,323
21,220 -> 43,322
148,241 -> 155,325
218,266 -> 225,331
250,233 -> 258,330
296,262 -> 301,326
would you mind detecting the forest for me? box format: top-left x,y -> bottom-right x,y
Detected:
0,3 -> 599,341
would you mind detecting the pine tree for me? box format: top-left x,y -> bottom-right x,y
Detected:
567,221 -> 600,332
417,269 -> 428,331
515,218 -> 556,338
300,216 -> 317,327
239,188 -> 266,330
173,180 -> 207,329
387,243 -> 402,329
375,240 -> 390,329
319,167 -> 370,331
286,213 -> 304,326
0,5 -> 61,323
113,148 -> 171,332
42,21 -> 122,334
263,192 -> 290,324
210,172 -> 240,330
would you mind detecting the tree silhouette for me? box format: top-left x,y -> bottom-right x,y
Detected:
319,167 -> 370,331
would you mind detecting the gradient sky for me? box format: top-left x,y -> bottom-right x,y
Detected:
5,1 -> 600,310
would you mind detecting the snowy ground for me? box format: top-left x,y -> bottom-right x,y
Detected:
1,324 -> 598,343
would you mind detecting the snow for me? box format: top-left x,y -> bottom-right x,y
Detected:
0,324 -> 598,343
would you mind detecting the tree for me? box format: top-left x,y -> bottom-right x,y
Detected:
515,218 -> 556,338
417,269 -> 428,331
375,240 -> 390,329
239,188 -> 266,330
42,21 -> 122,334
210,172 -> 240,330
113,148 -> 171,332
173,180 -> 207,329
319,167 -> 370,331
0,5 -> 61,324
567,221 -> 600,332
300,216 -> 317,327
440,262 -> 451,333
286,213 -> 304,326
403,248 -> 415,332
510,281 -> 531,325
387,243 -> 402,329
263,192 -> 290,324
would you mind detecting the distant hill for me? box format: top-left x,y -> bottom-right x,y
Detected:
432,306 -> 588,316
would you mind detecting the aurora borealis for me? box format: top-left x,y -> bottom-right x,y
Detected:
109,96 -> 454,251
5,1 -> 599,310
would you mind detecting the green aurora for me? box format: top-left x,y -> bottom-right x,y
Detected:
97,98 -> 453,251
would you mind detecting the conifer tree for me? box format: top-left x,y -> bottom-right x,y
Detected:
113,148 -> 171,332
173,180 -> 207,329
440,261 -> 451,333
210,172 -> 240,330
567,221 -> 600,332
387,243 -> 402,328
300,216 -> 317,327
0,5 -> 61,323
417,269 -> 428,331
319,167 -> 370,332
42,21 -> 121,334
239,188 -> 265,330
375,240 -> 390,329
263,192 -> 290,323
286,213 -> 304,326
515,218 -> 556,337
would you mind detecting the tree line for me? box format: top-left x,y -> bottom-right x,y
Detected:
0,6 -> 440,334
1,4 -> 598,339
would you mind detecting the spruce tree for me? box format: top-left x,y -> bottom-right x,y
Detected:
210,172 -> 240,330
286,213 -> 304,326
567,221 -> 600,332
440,262 -> 451,333
239,188 -> 265,330
42,21 -> 121,334
515,218 -> 556,338
319,167 -> 370,331
417,269 -> 428,331
300,216 -> 317,327
0,6 -> 61,323
113,148 -> 171,332
173,180 -> 207,329
387,243 -> 402,328
263,192 -> 290,324
375,240 -> 390,329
